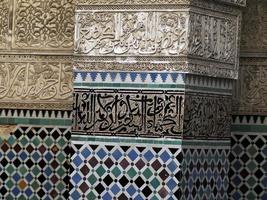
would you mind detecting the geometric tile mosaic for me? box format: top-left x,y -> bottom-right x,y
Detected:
0,126 -> 70,200
70,137 -> 183,200
181,143 -> 230,200
229,133 -> 267,200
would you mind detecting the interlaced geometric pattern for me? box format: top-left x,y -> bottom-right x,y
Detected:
181,147 -> 229,200
70,141 -> 183,200
0,126 -> 70,200
229,133 -> 267,200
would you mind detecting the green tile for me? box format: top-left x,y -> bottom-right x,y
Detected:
6,180 -> 14,188
32,137 -> 41,146
19,166 -> 28,175
6,165 -> 15,174
20,136 -> 29,146
151,177 -> 160,189
56,182 -> 65,191
111,166 -> 121,177
57,167 -> 65,177
96,166 -> 106,177
44,137 -> 53,147
142,168 -> 153,179
87,191 -> 97,200
88,174 -> 97,185
31,180 -> 40,190
32,166 -> 40,176
127,167 -> 137,178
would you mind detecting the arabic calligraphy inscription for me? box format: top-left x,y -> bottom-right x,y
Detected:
75,11 -> 189,56
73,90 -> 184,137
0,62 -> 72,101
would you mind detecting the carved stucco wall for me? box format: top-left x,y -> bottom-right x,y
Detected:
233,0 -> 267,114
0,0 -> 74,110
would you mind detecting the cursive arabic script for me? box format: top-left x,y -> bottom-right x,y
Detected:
75,11 -> 188,56
0,63 -> 72,101
73,90 -> 184,136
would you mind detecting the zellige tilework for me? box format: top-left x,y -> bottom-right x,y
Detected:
0,126 -> 70,200
70,136 -> 183,200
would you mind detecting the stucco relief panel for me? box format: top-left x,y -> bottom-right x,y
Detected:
0,0 -> 10,49
188,12 -> 237,64
75,10 -> 238,65
12,0 -> 75,50
75,11 -> 189,56
0,61 -> 72,108
234,63 -> 267,113
240,0 -> 267,52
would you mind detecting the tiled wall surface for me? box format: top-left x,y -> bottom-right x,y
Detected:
229,116 -> 267,200
181,140 -> 230,200
70,136 -> 183,200
0,125 -> 71,200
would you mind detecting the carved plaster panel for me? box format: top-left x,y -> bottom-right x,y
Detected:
75,11 -> 189,57
233,58 -> 267,114
240,0 -> 267,53
183,93 -> 232,138
74,7 -> 240,78
0,0 -> 10,49
12,0 -> 75,51
0,55 -> 72,110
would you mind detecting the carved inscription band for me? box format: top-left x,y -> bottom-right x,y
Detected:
75,10 -> 237,64
73,89 -> 184,137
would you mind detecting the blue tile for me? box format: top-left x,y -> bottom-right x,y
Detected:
73,155 -> 83,166
25,188 -> 33,197
112,149 -> 122,160
97,148 -> 107,159
144,150 -> 154,162
90,72 -> 98,81
129,72 -> 137,82
103,192 -> 112,200
139,72 -> 147,82
110,72 -> 117,81
100,72 -> 108,81
72,173 -> 82,184
81,147 -> 91,158
120,72 -> 128,82
170,73 -> 178,82
126,185 -> 137,196
128,149 -> 138,161
160,150 -> 171,162
150,73 -> 158,82
160,73 -> 168,82
110,184 -> 120,195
